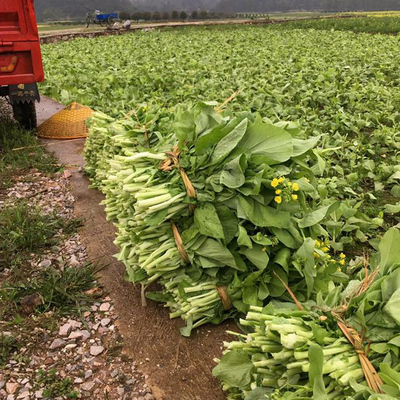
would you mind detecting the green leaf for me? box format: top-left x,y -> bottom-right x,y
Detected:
379,228 -> 400,275
384,203 -> 400,214
212,350 -> 253,389
292,136 -> 320,157
210,118 -> 248,164
273,248 -> 291,273
216,205 -> 238,244
379,363 -> 400,394
194,203 -> 225,240
238,225 -> 252,248
244,388 -> 271,400
241,245 -> 270,270
238,117 -> 293,164
238,196 -> 290,229
383,288 -> 400,325
195,238 -> 238,269
220,155 -> 246,188
243,285 -> 260,305
308,343 -> 327,399
298,202 -> 340,229
195,117 -> 243,155
295,238 -> 316,297
268,268 -> 288,297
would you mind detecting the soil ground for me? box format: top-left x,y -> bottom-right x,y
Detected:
37,97 -> 236,400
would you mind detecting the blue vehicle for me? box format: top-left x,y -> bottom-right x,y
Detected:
86,9 -> 118,28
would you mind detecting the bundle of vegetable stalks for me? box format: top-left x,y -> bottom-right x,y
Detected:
85,101 -> 354,335
213,228 -> 400,400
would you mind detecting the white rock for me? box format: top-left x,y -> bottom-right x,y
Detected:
65,344 -> 77,350
68,331 -> 83,340
17,390 -> 30,399
81,382 -> 95,392
39,260 -> 51,268
90,346 -> 104,356
74,378 -> 83,384
80,330 -> 91,341
34,389 -> 43,398
100,318 -> 111,327
59,323 -> 72,336
7,395 -> 15,400
49,338 -> 66,350
6,383 -> 18,394
84,370 -> 93,379
99,302 -> 110,312
69,255 -> 79,267
67,319 -> 82,329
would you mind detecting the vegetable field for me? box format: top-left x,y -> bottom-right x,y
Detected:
271,16 -> 400,34
41,25 -> 400,399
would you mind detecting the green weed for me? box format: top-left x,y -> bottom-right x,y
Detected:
37,369 -> 78,399
0,117 -> 60,189
0,333 -> 19,366
0,201 -> 82,270
0,263 -> 97,318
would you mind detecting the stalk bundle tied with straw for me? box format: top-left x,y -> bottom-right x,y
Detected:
171,222 -> 189,264
279,268 -> 383,394
160,146 -> 197,211
216,286 -> 233,311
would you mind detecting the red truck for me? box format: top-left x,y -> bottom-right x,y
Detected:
0,0 -> 44,129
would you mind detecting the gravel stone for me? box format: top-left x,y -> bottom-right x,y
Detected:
99,302 -> 110,312
49,339 -> 66,350
81,381 -> 95,392
90,346 -> 104,356
59,323 -> 72,336
39,259 -> 51,268
6,383 -> 18,394
100,318 -> 111,327
68,331 -> 83,340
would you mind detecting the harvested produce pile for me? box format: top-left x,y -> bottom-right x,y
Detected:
213,228 -> 400,399
85,101 -> 355,335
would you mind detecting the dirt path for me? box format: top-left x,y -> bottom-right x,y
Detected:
38,98 -> 235,400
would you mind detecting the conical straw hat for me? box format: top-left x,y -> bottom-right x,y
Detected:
37,102 -> 94,139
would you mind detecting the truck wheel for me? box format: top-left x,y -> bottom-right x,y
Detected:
12,101 -> 37,130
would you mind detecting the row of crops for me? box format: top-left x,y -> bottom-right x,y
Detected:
41,25 -> 400,399
271,16 -> 400,34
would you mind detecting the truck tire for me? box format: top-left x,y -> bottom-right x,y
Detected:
12,101 -> 37,130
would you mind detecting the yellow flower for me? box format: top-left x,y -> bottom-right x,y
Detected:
271,178 -> 279,188
339,259 -> 345,266
337,267 -> 342,272
339,253 -> 346,259
322,246 -> 329,253
278,177 -> 285,183
274,196 -> 282,204
313,265 -> 317,269
288,182 -> 292,187
292,182 -> 300,191
315,240 -> 321,247
275,189 -> 282,195
313,252 -> 320,258
332,260 -> 337,264
291,194 -> 298,201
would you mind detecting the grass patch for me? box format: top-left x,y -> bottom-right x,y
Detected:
37,369 -> 78,399
0,117 -> 60,189
0,333 -> 19,366
0,201 -> 82,271
0,263 -> 97,319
